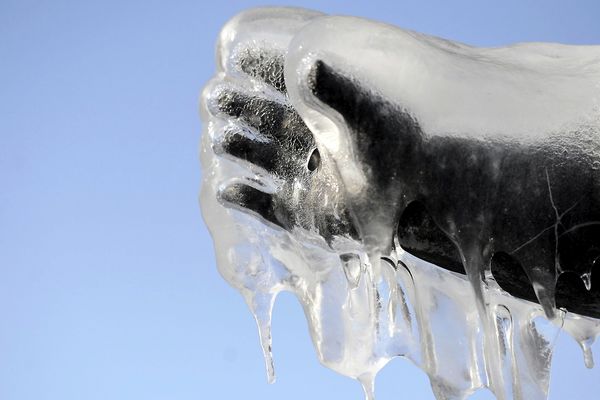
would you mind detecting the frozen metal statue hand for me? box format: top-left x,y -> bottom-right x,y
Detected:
204,9 -> 600,319
200,8 -> 600,400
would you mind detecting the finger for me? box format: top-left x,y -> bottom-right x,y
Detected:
490,252 -> 538,304
217,128 -> 279,172
307,60 -> 420,132
307,60 -> 361,118
214,89 -> 291,137
217,7 -> 324,76
306,60 -> 423,179
396,200 -> 466,275
235,47 -> 286,93
219,183 -> 292,230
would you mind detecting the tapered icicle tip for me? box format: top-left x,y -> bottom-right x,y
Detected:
358,373 -> 376,400
579,338 -> 595,369
263,345 -> 276,384
246,292 -> 277,383
256,314 -> 276,383
532,282 -> 557,321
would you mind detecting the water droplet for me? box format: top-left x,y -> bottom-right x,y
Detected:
581,272 -> 592,291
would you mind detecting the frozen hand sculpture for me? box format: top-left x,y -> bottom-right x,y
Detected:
200,8 -> 600,400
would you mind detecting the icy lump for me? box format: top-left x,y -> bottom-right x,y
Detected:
200,7 -> 600,400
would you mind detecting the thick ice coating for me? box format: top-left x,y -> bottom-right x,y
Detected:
200,7 -> 600,400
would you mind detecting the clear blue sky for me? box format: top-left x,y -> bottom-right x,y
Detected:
1,1 -> 600,399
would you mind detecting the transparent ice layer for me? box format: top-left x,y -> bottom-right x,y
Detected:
200,7 -> 600,400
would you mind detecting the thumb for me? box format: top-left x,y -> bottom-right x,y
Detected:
285,33 -> 428,256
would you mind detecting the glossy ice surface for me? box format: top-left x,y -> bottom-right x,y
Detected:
200,7 -> 600,400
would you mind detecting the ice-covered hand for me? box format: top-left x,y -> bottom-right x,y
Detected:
201,10 -> 600,400
204,30 -> 356,243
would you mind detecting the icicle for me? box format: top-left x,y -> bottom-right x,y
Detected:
578,337 -> 595,369
494,305 -> 517,400
246,291 -> 278,384
562,315 -> 600,371
531,282 -> 557,321
358,373 -> 376,400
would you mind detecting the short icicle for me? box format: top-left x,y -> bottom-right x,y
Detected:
246,291 -> 278,384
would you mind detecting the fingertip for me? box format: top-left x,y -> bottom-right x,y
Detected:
216,7 -> 324,75
218,183 -> 282,227
218,183 -> 270,211
236,46 -> 287,92
202,83 -> 238,118
219,129 -> 278,172
306,59 -> 357,111
306,59 -> 326,97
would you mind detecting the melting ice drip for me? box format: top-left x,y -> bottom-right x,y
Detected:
200,8 -> 600,400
